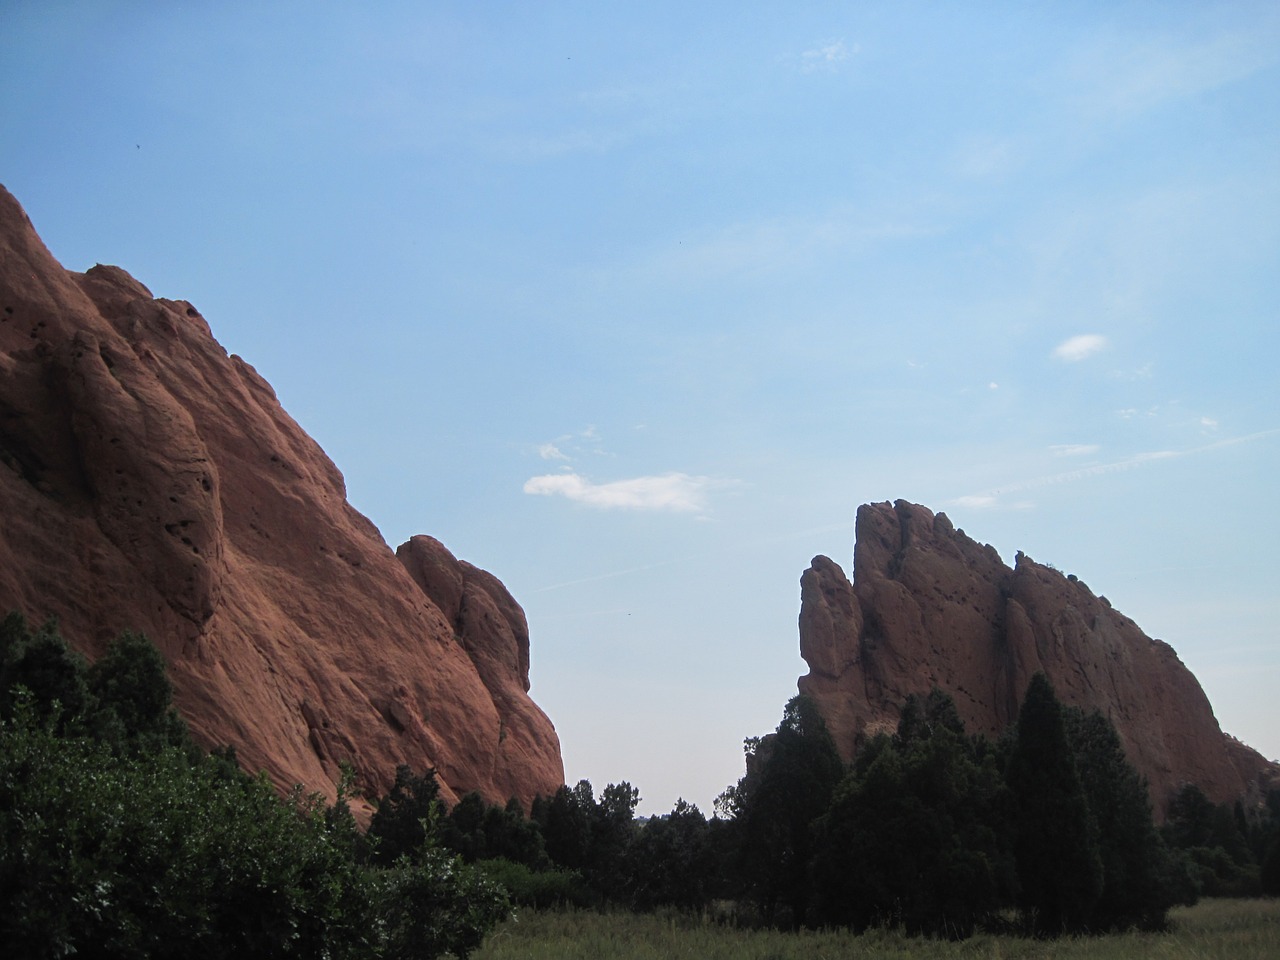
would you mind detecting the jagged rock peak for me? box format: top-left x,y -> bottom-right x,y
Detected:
798,499 -> 1276,815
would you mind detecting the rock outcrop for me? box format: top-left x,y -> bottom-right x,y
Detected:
798,499 -> 1277,815
0,185 -> 563,809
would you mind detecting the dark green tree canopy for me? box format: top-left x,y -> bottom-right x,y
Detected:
813,689 -> 1015,937
728,695 -> 844,928
1006,673 -> 1104,934
0,611 -> 90,731
367,764 -> 444,866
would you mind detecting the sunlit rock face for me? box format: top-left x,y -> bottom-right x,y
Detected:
798,499 -> 1277,816
0,184 -> 563,810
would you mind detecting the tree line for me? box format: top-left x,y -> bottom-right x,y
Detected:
431,682 -> 1279,938
372,673 -> 1280,938
3,609 -> 1278,956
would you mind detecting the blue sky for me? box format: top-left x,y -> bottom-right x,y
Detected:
4,1 -> 1277,814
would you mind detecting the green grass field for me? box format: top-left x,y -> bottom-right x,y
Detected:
472,898 -> 1280,960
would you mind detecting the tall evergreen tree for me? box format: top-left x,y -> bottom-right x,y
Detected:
589,781 -> 640,900
1262,836 -> 1280,897
813,690 -> 1015,936
1006,673 -> 1103,933
537,780 -> 594,872
729,695 -> 844,927
1064,707 -> 1175,930
367,764 -> 444,865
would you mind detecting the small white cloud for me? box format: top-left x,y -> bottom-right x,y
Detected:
800,39 -> 854,73
1050,444 -> 1100,457
523,471 -> 726,512
538,443 -> 569,461
1053,334 -> 1109,362
1200,417 -> 1220,430
988,382 -> 999,390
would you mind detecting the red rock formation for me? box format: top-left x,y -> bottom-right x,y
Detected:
798,499 -> 1277,815
0,184 -> 563,810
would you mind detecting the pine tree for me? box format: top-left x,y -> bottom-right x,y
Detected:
813,690 -> 1015,936
367,764 -> 444,864
1006,673 -> 1103,933
732,695 -> 844,927
1064,707 -> 1175,930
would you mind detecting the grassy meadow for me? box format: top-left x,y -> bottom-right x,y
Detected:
472,898 -> 1280,960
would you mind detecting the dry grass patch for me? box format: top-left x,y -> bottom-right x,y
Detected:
472,898 -> 1280,960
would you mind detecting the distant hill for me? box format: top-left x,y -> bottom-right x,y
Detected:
0,184 -> 563,810
798,499 -> 1277,816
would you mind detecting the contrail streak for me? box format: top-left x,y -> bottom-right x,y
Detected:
956,428 -> 1279,505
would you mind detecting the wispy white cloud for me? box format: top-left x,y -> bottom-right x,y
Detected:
800,39 -> 855,73
523,471 -> 728,512
1050,444 -> 1100,457
1065,20 -> 1280,119
1053,333 -> 1108,362
954,429 -> 1279,509
631,210 -> 941,285
533,426 -> 606,464
538,442 -> 569,460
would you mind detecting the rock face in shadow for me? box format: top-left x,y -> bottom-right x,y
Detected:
0,185 -> 563,809
798,499 -> 1277,815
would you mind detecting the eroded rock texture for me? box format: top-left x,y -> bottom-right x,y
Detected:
0,185 -> 563,809
798,499 -> 1276,814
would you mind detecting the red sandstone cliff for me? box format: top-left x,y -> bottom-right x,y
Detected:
0,185 -> 563,809
798,499 -> 1277,815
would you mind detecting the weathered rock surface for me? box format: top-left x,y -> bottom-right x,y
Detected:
798,499 -> 1277,815
0,185 -> 563,809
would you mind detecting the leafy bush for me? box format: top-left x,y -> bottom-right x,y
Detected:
0,700 -> 364,958
473,859 -> 588,909
373,850 -> 510,960
0,611 -> 511,960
